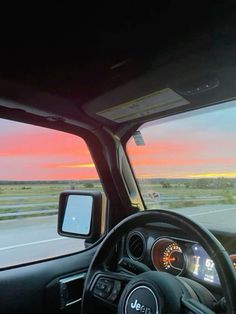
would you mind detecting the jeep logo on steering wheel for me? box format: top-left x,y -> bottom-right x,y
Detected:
125,286 -> 158,314
131,299 -> 152,314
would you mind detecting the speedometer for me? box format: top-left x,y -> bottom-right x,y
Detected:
230,254 -> 236,270
151,238 -> 185,275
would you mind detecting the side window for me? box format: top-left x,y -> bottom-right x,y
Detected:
0,118 -> 103,268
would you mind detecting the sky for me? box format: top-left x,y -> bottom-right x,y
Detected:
127,100 -> 236,179
0,119 -> 98,181
1,100 -> 236,181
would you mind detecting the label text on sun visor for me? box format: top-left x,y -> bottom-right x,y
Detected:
96,88 -> 190,123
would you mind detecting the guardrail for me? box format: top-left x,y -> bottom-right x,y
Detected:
0,209 -> 57,219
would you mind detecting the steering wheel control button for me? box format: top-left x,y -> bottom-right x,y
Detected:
107,280 -> 122,302
93,277 -> 114,299
124,286 -> 158,314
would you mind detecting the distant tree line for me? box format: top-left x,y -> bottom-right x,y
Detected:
150,178 -> 235,189
184,177 -> 234,189
160,180 -> 172,188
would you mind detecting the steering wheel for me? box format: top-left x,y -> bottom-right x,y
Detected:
82,210 -> 236,313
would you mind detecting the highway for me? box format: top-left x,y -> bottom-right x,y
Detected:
0,204 -> 235,268
171,204 -> 236,229
0,216 -> 85,268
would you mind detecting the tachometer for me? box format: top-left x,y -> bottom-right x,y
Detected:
151,238 -> 185,275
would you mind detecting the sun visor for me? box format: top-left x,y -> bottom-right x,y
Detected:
96,88 -> 189,123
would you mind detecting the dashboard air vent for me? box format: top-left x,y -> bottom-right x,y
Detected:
127,231 -> 145,261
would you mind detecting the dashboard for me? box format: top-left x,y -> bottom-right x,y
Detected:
123,226 -> 236,289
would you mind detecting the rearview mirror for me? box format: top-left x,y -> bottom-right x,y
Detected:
58,190 -> 104,240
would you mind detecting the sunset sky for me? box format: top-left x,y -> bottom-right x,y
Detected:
0,119 -> 98,180
127,101 -> 236,179
1,100 -> 236,181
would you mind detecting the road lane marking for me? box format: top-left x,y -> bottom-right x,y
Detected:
189,207 -> 236,217
0,237 -> 65,251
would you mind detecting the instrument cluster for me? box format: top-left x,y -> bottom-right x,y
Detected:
150,237 -> 236,286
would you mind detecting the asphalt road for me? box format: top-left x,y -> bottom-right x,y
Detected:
174,204 -> 236,230
0,216 -> 85,268
0,204 -> 236,268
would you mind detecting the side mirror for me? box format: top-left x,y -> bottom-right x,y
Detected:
57,190 -> 105,240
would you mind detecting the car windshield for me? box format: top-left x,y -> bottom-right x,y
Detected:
126,100 -> 236,231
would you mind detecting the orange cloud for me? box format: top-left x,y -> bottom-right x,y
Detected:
187,172 -> 236,178
46,162 -> 95,168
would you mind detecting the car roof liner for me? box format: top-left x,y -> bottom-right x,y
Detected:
0,1 -> 236,134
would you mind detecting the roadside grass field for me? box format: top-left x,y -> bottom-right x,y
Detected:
138,182 -> 236,209
0,180 -> 235,219
139,183 -> 235,197
0,182 -> 103,197
0,182 -> 103,219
